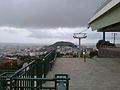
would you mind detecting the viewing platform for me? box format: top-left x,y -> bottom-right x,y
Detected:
1,49 -> 120,90
45,58 -> 120,90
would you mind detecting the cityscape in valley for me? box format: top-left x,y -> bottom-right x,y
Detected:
0,41 -> 97,74
0,44 -> 50,73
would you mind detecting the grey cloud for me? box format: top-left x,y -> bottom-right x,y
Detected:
28,28 -> 104,42
0,0 -> 106,28
4,30 -> 17,34
87,32 -> 102,39
29,28 -> 78,39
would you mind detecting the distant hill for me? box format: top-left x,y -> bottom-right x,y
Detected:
50,41 -> 77,48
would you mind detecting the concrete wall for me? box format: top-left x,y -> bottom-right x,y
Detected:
99,48 -> 120,58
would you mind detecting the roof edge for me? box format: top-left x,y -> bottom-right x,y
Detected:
88,0 -> 120,24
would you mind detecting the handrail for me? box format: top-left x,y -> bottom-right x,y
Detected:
43,50 -> 55,58
9,50 -> 55,78
0,49 -> 70,90
10,60 -> 36,78
12,74 -> 70,90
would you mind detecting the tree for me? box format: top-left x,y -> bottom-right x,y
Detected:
89,50 -> 98,58
96,40 -> 115,49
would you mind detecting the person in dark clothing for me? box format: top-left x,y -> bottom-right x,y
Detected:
83,51 -> 87,62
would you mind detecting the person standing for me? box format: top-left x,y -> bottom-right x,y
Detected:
83,51 -> 87,62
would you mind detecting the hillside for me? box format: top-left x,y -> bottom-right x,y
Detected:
50,41 -> 77,48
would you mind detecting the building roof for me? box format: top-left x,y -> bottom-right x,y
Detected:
88,0 -> 120,32
89,0 -> 120,24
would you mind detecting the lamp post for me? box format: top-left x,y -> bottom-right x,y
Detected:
73,33 -> 87,58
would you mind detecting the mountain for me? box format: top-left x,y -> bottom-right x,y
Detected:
50,41 -> 77,48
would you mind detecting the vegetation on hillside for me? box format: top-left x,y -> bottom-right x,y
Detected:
50,41 -> 77,48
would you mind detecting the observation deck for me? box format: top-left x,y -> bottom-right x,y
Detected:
1,49 -> 120,90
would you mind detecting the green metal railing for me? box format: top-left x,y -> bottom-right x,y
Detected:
0,50 -> 70,90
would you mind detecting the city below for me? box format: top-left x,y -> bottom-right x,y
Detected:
0,41 -> 96,74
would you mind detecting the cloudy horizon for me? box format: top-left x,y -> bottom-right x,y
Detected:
0,0 -> 120,45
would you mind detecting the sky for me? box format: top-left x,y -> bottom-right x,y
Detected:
0,0 -> 119,45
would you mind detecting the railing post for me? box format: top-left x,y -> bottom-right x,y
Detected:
39,61 -> 43,89
66,79 -> 69,90
43,59 -> 46,78
31,64 -> 35,88
36,59 -> 42,90
0,78 -> 5,90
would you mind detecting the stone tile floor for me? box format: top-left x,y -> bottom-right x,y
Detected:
45,58 -> 120,90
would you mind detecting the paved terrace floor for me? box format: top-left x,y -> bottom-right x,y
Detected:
45,58 -> 120,90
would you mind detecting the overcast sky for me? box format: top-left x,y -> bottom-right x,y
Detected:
0,0 -> 119,45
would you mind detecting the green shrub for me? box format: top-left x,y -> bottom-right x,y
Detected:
96,40 -> 115,49
89,50 -> 98,58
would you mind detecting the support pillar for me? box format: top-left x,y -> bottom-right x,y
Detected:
103,32 -> 105,41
